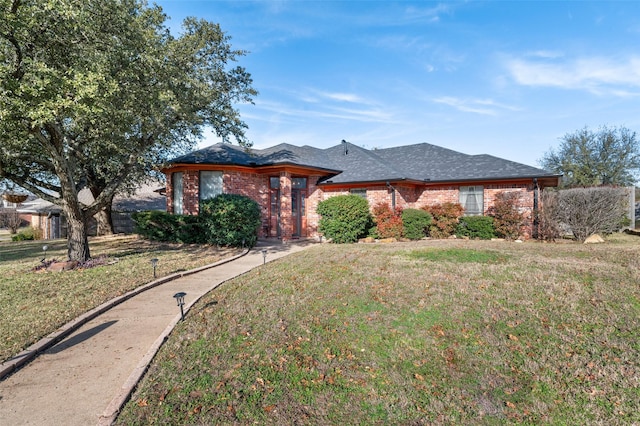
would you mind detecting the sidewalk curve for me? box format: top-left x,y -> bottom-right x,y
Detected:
0,239 -> 315,425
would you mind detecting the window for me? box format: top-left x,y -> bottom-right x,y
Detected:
459,186 -> 483,215
172,172 -> 183,214
350,188 -> 367,199
200,171 -> 223,201
292,177 -> 307,189
270,177 -> 280,189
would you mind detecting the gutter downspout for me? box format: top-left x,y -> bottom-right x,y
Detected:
386,182 -> 396,210
533,178 -> 539,239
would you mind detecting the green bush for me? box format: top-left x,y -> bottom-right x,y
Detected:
132,211 -> 206,244
11,226 -> 41,241
200,194 -> 261,247
317,195 -> 372,243
456,216 -> 496,240
402,208 -> 432,240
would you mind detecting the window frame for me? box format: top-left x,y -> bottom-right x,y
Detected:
459,185 -> 484,216
172,172 -> 184,215
199,171 -> 223,201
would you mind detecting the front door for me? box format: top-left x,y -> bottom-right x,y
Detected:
291,177 -> 307,238
291,189 -> 306,237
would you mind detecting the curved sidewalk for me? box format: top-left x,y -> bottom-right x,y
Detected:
0,239 -> 314,426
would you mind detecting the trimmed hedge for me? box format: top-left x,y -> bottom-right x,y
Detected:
402,208 -> 432,240
456,216 -> 496,240
317,195 -> 372,243
200,194 -> 261,247
132,194 -> 261,247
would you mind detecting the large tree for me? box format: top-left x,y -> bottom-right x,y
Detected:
540,126 -> 640,187
0,0 -> 256,261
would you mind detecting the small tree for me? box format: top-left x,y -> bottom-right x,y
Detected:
0,208 -> 24,234
423,202 -> 464,239
372,202 -> 404,239
488,192 -> 525,240
317,195 -> 372,243
542,187 -> 629,242
540,126 -> 640,187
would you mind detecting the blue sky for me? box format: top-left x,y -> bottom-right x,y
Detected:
154,0 -> 640,168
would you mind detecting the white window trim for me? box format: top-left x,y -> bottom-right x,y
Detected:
459,185 -> 484,216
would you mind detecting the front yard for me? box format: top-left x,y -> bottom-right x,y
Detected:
0,235 -> 242,362
116,234 -> 640,424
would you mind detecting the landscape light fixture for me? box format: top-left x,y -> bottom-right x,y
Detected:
150,258 -> 159,278
173,292 -> 187,321
261,249 -> 267,265
42,245 -> 49,263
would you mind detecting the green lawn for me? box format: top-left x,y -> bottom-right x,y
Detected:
116,235 -> 640,425
0,235 -> 241,362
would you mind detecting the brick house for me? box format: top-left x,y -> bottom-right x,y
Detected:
163,141 -> 560,240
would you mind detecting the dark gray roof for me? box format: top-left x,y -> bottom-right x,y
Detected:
169,142 -> 559,184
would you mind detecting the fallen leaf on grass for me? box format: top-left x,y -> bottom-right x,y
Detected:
505,401 -> 516,409
414,373 -> 425,381
137,399 -> 148,407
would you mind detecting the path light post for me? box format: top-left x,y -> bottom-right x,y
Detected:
150,258 -> 158,278
173,292 -> 186,321
261,249 -> 267,265
42,245 -> 48,263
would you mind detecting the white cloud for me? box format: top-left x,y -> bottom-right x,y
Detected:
432,97 -> 519,116
505,55 -> 640,95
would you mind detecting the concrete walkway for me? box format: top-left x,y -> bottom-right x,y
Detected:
0,239 -> 314,425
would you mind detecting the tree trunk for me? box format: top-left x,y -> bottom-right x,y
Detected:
95,205 -> 114,236
64,205 -> 90,262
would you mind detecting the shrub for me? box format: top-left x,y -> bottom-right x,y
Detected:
402,208 -> 432,240
133,194 -> 261,247
132,211 -> 206,244
11,226 -> 41,241
317,195 -> 372,243
540,186 -> 629,242
372,202 -> 404,239
488,192 -> 525,240
423,202 -> 464,238
537,190 -> 562,241
200,194 -> 261,247
456,216 -> 496,240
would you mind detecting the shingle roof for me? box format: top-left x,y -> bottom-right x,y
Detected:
169,141 -> 559,184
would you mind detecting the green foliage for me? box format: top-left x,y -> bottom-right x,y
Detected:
540,126 -> 640,187
0,0 -> 256,260
317,195 -> 372,243
132,211 -> 206,244
456,216 -> 496,240
488,192 -> 525,240
423,202 -> 464,239
133,194 -> 260,247
199,194 -> 261,247
11,227 -> 41,241
372,203 -> 404,239
401,208 -> 432,240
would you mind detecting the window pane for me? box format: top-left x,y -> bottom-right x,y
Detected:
173,172 -> 183,215
350,189 -> 367,199
459,186 -> 483,215
292,178 -> 307,189
270,177 -> 280,189
200,171 -> 223,201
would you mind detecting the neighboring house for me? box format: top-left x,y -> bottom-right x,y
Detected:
163,141 -> 561,240
16,182 -> 166,239
17,198 -> 64,239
